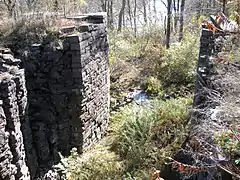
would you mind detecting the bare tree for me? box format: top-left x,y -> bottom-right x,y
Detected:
148,0 -> 151,23
107,0 -> 114,29
153,0 -> 157,21
142,0 -> 147,24
134,0 -> 137,36
127,0 -> 133,28
166,0 -> 172,48
26,0 -> 37,10
173,0 -> 180,33
161,0 -> 172,48
100,0 -> 114,29
222,0 -> 226,13
3,0 -> 17,17
178,0 -> 185,42
123,4 -> 126,27
101,0 -> 107,12
216,0 -> 228,14
118,0 -> 126,31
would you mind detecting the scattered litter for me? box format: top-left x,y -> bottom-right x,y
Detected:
202,12 -> 239,33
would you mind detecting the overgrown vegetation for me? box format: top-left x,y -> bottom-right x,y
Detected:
0,17 -> 66,55
0,14 -> 200,179
63,98 -> 192,179
64,147 -> 123,180
215,129 -> 240,165
110,28 -> 199,102
213,101 -> 240,175
112,98 -> 192,178
1,0 -> 240,179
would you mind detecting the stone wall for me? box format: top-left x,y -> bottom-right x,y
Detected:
0,48 -> 34,180
193,29 -> 215,107
0,12 -> 109,179
66,25 -> 109,150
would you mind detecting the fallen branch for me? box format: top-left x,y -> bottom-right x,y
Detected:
217,164 -> 240,179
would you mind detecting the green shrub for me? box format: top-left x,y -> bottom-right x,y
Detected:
111,98 -> 192,178
110,26 -> 199,99
109,29 -> 142,63
143,76 -> 164,95
63,97 -> 192,180
215,129 -> 240,166
66,146 -> 123,180
146,32 -> 199,87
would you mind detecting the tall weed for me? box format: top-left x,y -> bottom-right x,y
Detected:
66,146 -> 123,180
144,32 -> 199,87
111,98 -> 192,178
109,26 -> 165,64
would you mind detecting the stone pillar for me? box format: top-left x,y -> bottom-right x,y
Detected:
23,12 -> 109,175
64,13 -> 109,151
194,28 -> 214,106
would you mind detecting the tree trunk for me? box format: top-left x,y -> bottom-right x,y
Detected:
127,0 -> 133,28
118,0 -> 126,31
173,0 -> 177,32
223,0 -> 226,14
178,0 -> 185,42
143,0 -> 147,24
164,15 -> 166,34
134,0 -> 137,36
101,0 -> 107,12
107,0 -> 114,29
153,0 -> 157,16
166,0 -> 172,49
3,0 -> 16,18
153,0 -> 157,23
63,3 -> 66,17
123,8 -> 125,27
148,0 -> 151,23
173,0 -> 180,34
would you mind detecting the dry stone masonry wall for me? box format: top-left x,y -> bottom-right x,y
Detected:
0,12 -> 109,179
0,48 -> 33,180
64,15 -> 109,150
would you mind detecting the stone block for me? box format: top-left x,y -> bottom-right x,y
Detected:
70,43 -> 81,51
78,24 -> 92,32
60,26 -> 76,34
201,29 -> 214,37
66,35 -> 82,43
